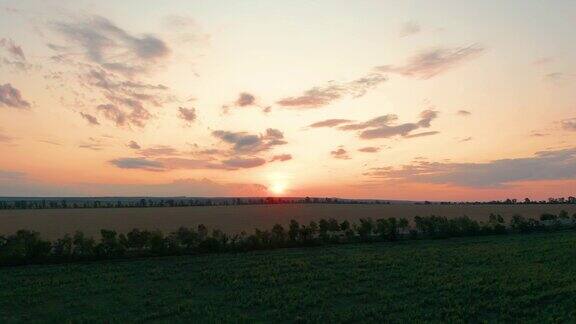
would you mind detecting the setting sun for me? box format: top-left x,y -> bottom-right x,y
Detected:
270,182 -> 286,195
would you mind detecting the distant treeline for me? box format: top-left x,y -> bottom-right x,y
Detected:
0,195 -> 575,210
1,211 -> 576,266
0,197 -> 391,210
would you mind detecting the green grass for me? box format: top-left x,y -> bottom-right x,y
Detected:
2,232 -> 576,323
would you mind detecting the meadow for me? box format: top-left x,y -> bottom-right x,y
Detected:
1,203 -> 575,240
2,231 -> 576,322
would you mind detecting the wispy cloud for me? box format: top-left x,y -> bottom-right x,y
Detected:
308,119 -> 353,128
109,157 -> 165,171
0,38 -> 25,60
270,154 -> 292,162
212,128 -> 287,154
365,148 -> 576,188
561,118 -> 576,131
338,110 -> 439,140
400,21 -> 421,37
277,73 -> 386,109
139,145 -> 180,157
376,45 -> 484,79
358,147 -> 380,153
331,147 -> 351,160
0,83 -> 31,109
52,15 -> 170,77
80,112 -> 100,125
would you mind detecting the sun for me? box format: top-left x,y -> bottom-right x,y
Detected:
270,182 -> 286,195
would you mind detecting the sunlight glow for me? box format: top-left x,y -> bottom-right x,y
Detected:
270,182 -> 286,195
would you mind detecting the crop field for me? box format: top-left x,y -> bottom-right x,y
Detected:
1,231 -> 576,322
1,203 -> 575,239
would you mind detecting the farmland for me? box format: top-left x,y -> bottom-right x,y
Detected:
2,231 -> 576,322
1,203 -> 575,239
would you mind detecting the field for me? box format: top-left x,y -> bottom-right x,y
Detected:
1,203 -> 575,239
1,231 -> 576,322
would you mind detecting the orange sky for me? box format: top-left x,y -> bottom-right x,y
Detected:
0,0 -> 575,200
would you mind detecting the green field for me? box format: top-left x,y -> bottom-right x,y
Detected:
2,231 -> 576,322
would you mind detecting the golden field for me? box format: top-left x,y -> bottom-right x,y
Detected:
1,203 -> 575,239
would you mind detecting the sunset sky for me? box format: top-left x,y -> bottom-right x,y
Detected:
0,0 -> 575,200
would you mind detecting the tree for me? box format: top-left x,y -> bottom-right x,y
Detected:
72,231 -> 95,257
271,224 -> 287,246
356,218 -> 374,242
97,229 -> 125,257
318,219 -> 330,241
52,234 -> 73,258
197,224 -> 208,241
288,220 -> 300,242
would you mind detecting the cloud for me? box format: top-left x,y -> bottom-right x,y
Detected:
459,136 -> 473,142
139,145 -> 180,157
276,73 -> 386,109
53,15 -> 170,77
157,157 -> 265,170
0,83 -> 31,109
47,17 -> 175,129
236,92 -> 256,107
545,72 -> 574,85
457,110 -> 471,116
80,69 -> 169,128
308,119 -> 353,128
178,107 -> 197,124
365,147 -> 576,188
223,92 -> 269,114
0,38 -> 30,71
338,115 -> 399,131
78,143 -> 103,151
404,131 -> 440,139
80,112 -> 100,125
212,128 -> 287,154
561,118 -> 576,131
128,140 -> 141,149
337,110 -> 439,139
162,15 -> 210,45
376,45 -> 484,79
331,147 -> 351,160
96,104 -> 128,127
0,169 -> 266,197
221,157 -> 266,169
109,157 -> 164,171
156,157 -> 228,170
358,147 -> 380,153
400,21 -> 421,37
0,38 -> 25,60
270,154 -> 292,162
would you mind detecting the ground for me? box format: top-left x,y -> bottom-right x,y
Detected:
2,203 -> 575,239
2,231 -> 576,322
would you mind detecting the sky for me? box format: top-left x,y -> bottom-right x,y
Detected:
0,0 -> 575,200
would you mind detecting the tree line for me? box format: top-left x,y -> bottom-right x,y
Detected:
1,211 -> 575,266
0,197 -> 391,210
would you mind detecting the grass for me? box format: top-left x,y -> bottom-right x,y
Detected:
2,231 -> 576,322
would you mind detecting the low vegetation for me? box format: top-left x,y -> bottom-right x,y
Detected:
3,231 -> 576,322
1,211 -> 575,266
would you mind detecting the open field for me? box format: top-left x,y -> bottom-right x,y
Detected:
1,231 -> 576,322
1,203 -> 575,239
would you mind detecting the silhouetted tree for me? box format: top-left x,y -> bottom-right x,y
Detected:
289,220 -> 300,242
